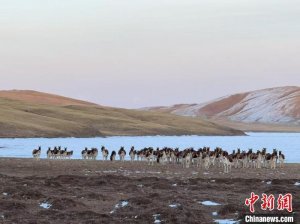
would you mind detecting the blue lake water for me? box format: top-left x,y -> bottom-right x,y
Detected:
0,132 -> 299,163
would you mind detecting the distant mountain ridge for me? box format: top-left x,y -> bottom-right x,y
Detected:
0,90 -> 243,138
143,86 -> 300,125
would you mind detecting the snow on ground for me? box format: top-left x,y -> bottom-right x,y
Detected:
214,219 -> 238,224
169,203 -> 181,208
221,87 -> 300,124
171,95 -> 230,117
110,200 -> 129,214
153,214 -> 162,223
39,202 -> 52,209
200,201 -> 221,206
161,86 -> 300,125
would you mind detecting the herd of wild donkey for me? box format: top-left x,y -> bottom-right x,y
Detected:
32,146 -> 285,173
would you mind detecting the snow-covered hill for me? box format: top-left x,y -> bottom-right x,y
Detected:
144,86 -> 300,125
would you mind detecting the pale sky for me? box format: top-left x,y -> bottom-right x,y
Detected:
1,0 -> 299,108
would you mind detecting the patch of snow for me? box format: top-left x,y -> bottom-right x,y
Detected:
201,201 -> 221,206
294,182 -> 300,186
118,201 -> 128,208
170,96 -> 228,117
169,203 -> 181,208
172,184 -> 177,187
165,86 -> 300,125
192,172 -> 198,175
219,87 -> 299,124
103,170 -> 117,173
0,214 -> 4,219
2,193 -> 8,196
39,202 -> 52,209
266,181 -> 272,185
203,172 -> 209,175
211,180 -> 216,183
147,171 -> 161,174
214,219 -> 238,224
212,212 -> 218,216
137,184 -> 143,188
153,214 -> 162,223
110,200 -> 129,214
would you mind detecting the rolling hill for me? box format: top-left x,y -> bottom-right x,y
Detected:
0,90 -> 244,138
143,86 -> 300,132
0,90 -> 97,106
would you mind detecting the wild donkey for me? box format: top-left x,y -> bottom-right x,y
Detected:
32,146 -> 41,159
118,147 -> 126,162
129,146 -> 136,162
101,146 -> 109,161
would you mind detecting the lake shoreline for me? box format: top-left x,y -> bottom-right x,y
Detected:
1,133 -> 299,162
3,131 -> 300,140
0,132 -> 247,139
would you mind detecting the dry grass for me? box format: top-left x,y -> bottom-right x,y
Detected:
0,90 -> 96,106
0,159 -> 299,223
0,95 -> 243,138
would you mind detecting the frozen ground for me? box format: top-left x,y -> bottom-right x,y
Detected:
0,159 -> 299,223
0,132 -> 299,163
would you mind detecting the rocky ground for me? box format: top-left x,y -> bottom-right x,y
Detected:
0,158 -> 299,223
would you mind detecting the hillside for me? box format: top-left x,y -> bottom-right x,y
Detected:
0,90 -> 244,138
143,86 -> 300,132
0,90 -> 96,106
